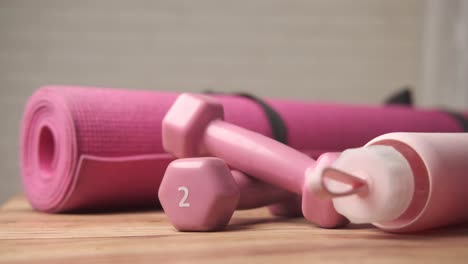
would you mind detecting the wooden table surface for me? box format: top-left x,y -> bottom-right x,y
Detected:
1,195 -> 468,264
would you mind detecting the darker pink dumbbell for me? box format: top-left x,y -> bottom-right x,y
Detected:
158,157 -> 301,231
162,93 -> 348,228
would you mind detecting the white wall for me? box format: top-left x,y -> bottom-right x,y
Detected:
419,0 -> 468,108
0,0 -> 424,203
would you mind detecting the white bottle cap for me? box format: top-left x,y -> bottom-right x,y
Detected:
315,145 -> 414,224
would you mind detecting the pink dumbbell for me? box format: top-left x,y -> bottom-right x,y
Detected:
159,157 -> 301,231
162,93 -> 349,228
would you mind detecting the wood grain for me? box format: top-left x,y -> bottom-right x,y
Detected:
1,195 -> 468,263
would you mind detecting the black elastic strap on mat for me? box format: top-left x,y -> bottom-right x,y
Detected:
385,87 -> 468,132
204,91 -> 288,144
444,110 -> 468,132
384,87 -> 413,106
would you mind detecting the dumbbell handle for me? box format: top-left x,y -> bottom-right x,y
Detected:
231,170 -> 299,210
203,120 -> 315,194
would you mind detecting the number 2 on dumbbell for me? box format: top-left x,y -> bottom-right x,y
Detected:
178,186 -> 190,207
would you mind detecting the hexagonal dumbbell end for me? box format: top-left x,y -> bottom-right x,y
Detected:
158,157 -> 240,231
302,152 -> 350,228
162,93 -> 224,158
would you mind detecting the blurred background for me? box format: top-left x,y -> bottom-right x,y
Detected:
0,0 -> 467,203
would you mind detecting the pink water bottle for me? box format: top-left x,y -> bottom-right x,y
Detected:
309,132 -> 468,233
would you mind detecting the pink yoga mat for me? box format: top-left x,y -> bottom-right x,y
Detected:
20,86 -> 465,213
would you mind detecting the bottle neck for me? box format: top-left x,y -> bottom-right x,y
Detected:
318,144 -> 415,224
369,140 -> 430,231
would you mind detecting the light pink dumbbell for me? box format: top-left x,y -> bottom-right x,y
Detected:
161,93 -> 348,228
158,157 -> 301,231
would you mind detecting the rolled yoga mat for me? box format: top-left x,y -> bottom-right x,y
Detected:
20,85 -> 466,213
